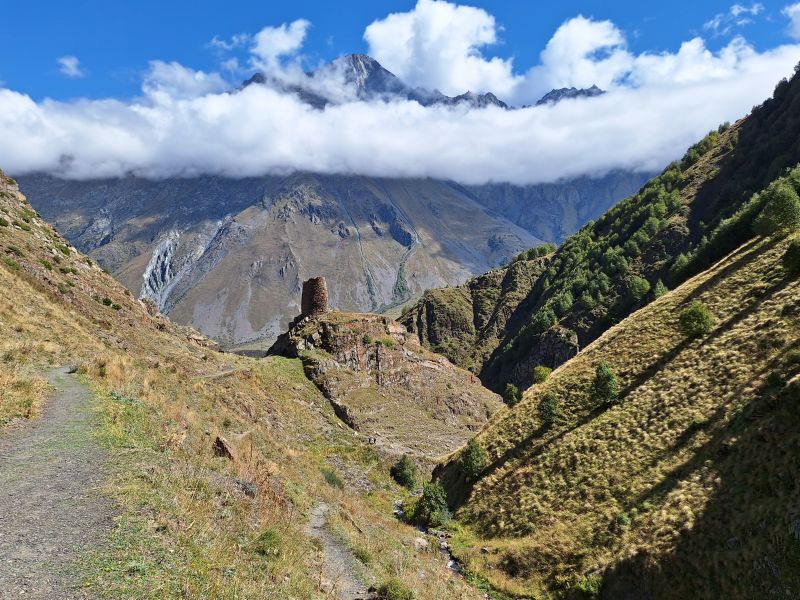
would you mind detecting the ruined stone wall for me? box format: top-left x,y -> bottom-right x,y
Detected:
301,276 -> 329,317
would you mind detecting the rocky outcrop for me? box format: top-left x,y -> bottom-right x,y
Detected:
270,311 -> 503,461
401,256 -> 550,377
506,325 -> 579,383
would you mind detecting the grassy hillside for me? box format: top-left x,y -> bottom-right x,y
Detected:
0,171 -> 483,598
435,230 -> 800,598
404,67 -> 800,393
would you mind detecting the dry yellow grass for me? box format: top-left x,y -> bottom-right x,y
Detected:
0,173 -> 483,598
442,235 -> 800,598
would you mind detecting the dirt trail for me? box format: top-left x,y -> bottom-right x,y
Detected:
307,502 -> 372,600
0,367 -> 113,599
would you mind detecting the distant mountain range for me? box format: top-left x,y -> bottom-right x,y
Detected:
535,84 -> 605,106
244,53 -> 602,110
16,54 -> 641,349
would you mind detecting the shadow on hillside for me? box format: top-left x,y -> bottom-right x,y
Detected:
600,376 -> 800,600
446,252 -> 794,533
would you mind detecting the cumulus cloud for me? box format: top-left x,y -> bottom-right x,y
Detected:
364,0 -> 520,97
784,3 -> 800,40
2,7 -> 800,185
57,55 -> 86,78
142,61 -> 228,100
250,19 -> 310,72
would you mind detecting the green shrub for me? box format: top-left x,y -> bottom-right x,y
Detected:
390,455 -> 418,489
532,365 -> 552,384
353,547 -> 373,565
55,243 -> 70,256
653,279 -> 668,298
362,334 -> 373,345
376,577 -> 415,600
592,362 -> 620,406
101,297 -> 113,306
679,301 -> 716,338
39,259 -> 53,270
252,528 -> 282,557
753,181 -> 800,236
0,217 -> 8,227
628,276 -> 651,301
414,482 -> 449,526
783,238 -> 800,276
538,392 -> 562,427
13,221 -> 31,232
460,439 -> 488,479
321,468 -> 343,489
503,383 -> 521,406
3,258 -> 20,270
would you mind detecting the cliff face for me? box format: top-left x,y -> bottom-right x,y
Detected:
271,311 -> 503,461
400,255 -> 552,374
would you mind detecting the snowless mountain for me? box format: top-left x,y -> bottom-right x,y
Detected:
17,55 -> 647,349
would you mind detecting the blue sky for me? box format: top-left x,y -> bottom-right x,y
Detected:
3,0 -> 800,100
3,1 -> 800,184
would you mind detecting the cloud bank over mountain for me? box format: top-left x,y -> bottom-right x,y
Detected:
2,1 -> 800,184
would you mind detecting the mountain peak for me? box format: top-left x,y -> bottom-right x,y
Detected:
535,85 -> 606,106
241,53 -> 511,110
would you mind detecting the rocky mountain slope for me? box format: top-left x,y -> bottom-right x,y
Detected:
0,170 -> 485,598
270,306 -> 502,462
18,169 -> 646,350
16,53 -> 648,350
18,173 -> 539,349
404,70 -> 800,392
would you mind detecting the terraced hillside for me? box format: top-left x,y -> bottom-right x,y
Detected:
0,171 -> 483,599
403,68 -> 800,392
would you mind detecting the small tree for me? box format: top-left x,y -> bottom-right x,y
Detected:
783,238 -> 800,276
460,439 -> 488,479
679,301 -> 716,338
532,365 -> 552,384
414,482 -> 449,526
653,279 -> 668,298
628,276 -> 651,302
592,362 -> 620,406
753,182 -> 800,236
503,383 -> 522,406
538,392 -> 562,427
390,455 -> 418,490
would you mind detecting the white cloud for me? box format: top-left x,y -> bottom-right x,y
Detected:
250,19 -> 310,72
705,3 -> 764,36
57,55 -> 86,78
2,8 -> 800,186
784,3 -> 800,40
142,61 -> 228,101
364,0 -> 520,97
519,16 -> 633,100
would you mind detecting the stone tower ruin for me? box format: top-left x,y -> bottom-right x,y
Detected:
300,276 -> 329,317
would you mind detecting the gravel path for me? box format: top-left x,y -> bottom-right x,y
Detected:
0,367 -> 113,599
307,502 -> 372,600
